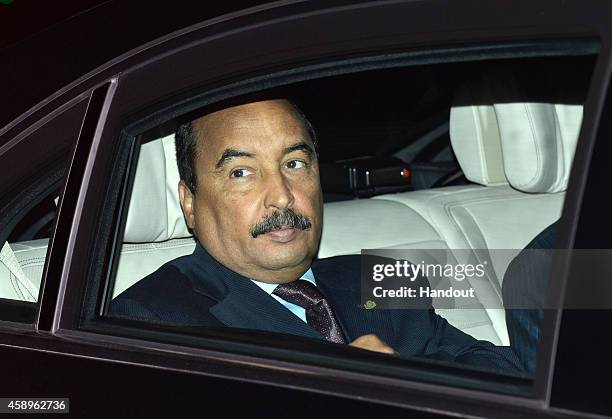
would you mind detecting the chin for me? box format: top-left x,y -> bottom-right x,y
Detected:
256,249 -> 312,272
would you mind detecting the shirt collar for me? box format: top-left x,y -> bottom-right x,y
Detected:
251,268 -> 316,295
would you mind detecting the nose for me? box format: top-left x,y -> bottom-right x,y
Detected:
263,170 -> 295,211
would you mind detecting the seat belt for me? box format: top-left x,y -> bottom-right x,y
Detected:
0,242 -> 38,302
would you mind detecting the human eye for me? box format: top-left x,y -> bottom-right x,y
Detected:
285,159 -> 307,170
229,167 -> 254,178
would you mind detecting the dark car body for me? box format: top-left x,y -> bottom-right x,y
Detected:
1,1 -> 612,417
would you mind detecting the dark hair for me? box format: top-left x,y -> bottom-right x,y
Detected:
175,121 -> 198,193
175,100 -> 317,194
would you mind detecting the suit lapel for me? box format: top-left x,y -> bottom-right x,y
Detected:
183,243 -> 390,342
209,278 -> 322,339
319,282 -> 392,343
314,257 -> 392,343
185,243 -> 321,340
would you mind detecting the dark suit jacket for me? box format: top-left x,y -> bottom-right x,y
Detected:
111,242 -> 523,372
503,222 -> 557,374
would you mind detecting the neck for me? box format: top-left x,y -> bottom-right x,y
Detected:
194,241 -> 311,284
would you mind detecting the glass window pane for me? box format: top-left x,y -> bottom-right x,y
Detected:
101,53 -> 595,390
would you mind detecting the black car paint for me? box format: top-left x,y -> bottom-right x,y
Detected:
1,0 -> 612,417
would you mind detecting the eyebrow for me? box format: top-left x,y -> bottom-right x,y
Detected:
215,148 -> 254,169
215,141 -> 315,170
283,141 -> 314,158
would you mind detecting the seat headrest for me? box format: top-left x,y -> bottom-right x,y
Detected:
449,79 -> 507,187
494,102 -> 582,193
123,134 -> 192,243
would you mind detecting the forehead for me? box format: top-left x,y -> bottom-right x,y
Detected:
193,99 -> 311,156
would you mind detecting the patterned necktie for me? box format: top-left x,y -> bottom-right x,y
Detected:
273,280 -> 347,344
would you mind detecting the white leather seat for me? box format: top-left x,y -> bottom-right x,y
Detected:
0,240 -> 45,302
374,77 -> 582,344
113,135 -> 196,297
319,199 -> 445,257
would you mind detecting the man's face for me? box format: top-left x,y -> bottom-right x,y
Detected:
178,99 -> 323,284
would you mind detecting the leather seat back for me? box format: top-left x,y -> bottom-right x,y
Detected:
374,74 -> 582,343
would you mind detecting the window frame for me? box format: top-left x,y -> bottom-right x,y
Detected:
0,94 -> 89,325
546,44 -> 612,416
39,1 -> 612,416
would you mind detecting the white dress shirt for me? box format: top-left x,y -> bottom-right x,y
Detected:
250,268 -> 316,323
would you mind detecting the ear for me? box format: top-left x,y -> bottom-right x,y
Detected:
178,180 -> 196,229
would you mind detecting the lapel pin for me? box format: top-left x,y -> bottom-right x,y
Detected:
363,300 -> 377,309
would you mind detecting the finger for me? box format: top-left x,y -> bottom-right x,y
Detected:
350,334 -> 396,355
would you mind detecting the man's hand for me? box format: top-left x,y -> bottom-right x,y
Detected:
349,334 -> 398,356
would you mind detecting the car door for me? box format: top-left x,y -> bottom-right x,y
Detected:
1,1 -> 612,417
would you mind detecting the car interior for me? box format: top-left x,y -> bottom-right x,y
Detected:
0,54 -> 592,364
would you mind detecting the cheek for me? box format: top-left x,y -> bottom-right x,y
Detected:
294,180 -> 323,218
202,190 -> 260,233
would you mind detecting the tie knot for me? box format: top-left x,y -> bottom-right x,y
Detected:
272,279 -> 324,309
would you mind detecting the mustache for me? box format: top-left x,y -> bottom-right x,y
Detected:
250,209 -> 312,238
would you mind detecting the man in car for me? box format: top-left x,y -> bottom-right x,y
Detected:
111,98 -> 523,372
